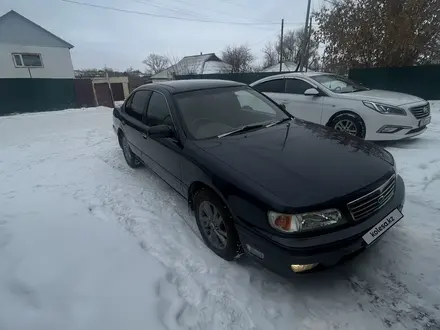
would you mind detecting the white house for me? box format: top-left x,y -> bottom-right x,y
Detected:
151,53 -> 232,82
0,10 -> 74,79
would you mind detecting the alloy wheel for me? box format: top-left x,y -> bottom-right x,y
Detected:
334,119 -> 358,136
198,201 -> 228,250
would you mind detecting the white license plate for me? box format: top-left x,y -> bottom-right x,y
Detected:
362,209 -> 403,245
419,116 -> 431,127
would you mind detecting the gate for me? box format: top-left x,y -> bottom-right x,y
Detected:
111,82 -> 125,101
94,83 -> 114,108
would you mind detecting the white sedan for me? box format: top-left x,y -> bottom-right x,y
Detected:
250,72 -> 431,141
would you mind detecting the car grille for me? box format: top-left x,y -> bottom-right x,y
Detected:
410,104 -> 430,119
347,175 -> 396,221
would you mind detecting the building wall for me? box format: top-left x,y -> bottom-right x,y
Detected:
0,44 -> 74,79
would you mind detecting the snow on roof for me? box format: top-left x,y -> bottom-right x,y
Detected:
203,61 -> 231,74
151,53 -> 231,79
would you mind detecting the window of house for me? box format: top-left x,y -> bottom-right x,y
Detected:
12,53 -> 43,68
285,79 -> 313,94
253,79 -> 285,93
145,92 -> 173,127
125,90 -> 151,121
12,54 -> 23,66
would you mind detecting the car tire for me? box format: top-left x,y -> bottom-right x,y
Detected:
194,189 -> 241,261
329,113 -> 366,138
121,134 -> 141,168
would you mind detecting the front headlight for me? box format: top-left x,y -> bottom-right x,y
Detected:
268,209 -> 345,233
363,101 -> 407,116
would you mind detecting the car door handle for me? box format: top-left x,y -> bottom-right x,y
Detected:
121,120 -> 126,126
142,133 -> 148,139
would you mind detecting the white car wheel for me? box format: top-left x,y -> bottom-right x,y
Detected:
329,113 -> 366,138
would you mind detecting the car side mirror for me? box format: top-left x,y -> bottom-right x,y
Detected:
304,88 -> 320,96
148,125 -> 175,138
279,103 -> 287,111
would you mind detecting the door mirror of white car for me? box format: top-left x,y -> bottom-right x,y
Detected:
304,88 -> 320,96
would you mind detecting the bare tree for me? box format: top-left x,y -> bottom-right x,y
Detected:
262,42 -> 278,69
143,53 -> 170,75
261,28 -> 320,70
277,28 -> 319,65
314,0 -> 440,73
221,45 -> 254,73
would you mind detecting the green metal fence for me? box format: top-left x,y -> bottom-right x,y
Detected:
349,65 -> 440,100
0,78 -> 77,116
175,72 -> 292,85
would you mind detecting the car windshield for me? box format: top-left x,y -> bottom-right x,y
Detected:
174,86 -> 290,140
311,74 -> 368,94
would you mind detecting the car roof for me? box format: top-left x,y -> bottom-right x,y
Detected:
249,71 -> 329,86
138,79 -> 245,94
284,71 -> 326,77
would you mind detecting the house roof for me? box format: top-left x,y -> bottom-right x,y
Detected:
151,53 -> 231,79
0,10 -> 74,48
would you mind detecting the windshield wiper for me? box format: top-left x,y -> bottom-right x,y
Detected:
218,123 -> 266,138
265,117 -> 292,128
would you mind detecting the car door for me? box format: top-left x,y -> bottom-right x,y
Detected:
139,91 -> 185,196
283,78 -> 324,124
120,90 -> 152,156
252,78 -> 286,104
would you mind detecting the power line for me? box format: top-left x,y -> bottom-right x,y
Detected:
163,0 -> 269,23
128,0 -> 204,19
60,0 -> 282,25
248,35 -> 275,47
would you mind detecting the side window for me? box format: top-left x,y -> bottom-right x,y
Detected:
285,79 -> 313,95
145,92 -> 173,127
125,90 -> 151,121
253,79 -> 285,93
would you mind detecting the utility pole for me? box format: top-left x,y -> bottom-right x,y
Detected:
305,16 -> 313,72
279,18 -> 284,72
299,0 -> 312,72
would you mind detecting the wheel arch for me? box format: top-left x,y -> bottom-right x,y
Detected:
117,128 -> 124,147
325,110 -> 365,127
187,181 -> 229,213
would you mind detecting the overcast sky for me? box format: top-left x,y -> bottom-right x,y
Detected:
0,0 -> 325,71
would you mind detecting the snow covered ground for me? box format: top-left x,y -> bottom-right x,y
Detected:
0,103 -> 439,330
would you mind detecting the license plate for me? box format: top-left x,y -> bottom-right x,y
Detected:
362,209 -> 403,245
419,116 -> 431,127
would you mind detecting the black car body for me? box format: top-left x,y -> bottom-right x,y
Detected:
113,80 -> 405,276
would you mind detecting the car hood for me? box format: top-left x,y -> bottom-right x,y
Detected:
336,89 -> 425,106
194,120 -> 394,209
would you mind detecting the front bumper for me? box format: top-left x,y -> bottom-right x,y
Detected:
236,176 -> 405,277
365,103 -> 430,141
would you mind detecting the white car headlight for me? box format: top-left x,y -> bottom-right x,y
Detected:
268,209 -> 345,233
363,101 -> 407,116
